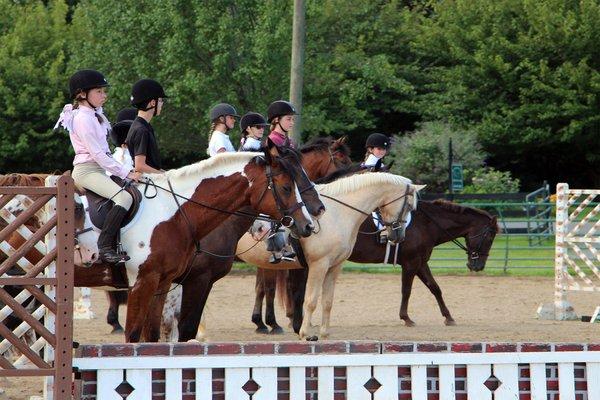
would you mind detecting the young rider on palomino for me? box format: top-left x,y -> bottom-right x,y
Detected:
239,112 -> 269,151
264,100 -> 301,262
55,69 -> 141,264
207,103 -> 239,156
125,79 -> 168,174
266,100 -> 298,148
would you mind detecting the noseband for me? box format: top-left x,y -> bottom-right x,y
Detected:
466,225 -> 495,261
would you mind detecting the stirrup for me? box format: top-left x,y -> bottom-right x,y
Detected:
269,254 -> 282,264
379,234 -> 388,244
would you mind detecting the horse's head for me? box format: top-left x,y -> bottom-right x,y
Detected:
300,136 -> 353,180
244,143 -> 314,238
73,194 -> 98,266
380,179 -> 425,244
268,140 -> 326,219
464,214 -> 498,272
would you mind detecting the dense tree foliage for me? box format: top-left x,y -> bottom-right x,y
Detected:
0,0 -> 598,189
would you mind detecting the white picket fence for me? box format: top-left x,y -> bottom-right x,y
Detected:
73,351 -> 600,399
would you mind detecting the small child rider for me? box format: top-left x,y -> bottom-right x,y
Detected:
362,133 -> 391,243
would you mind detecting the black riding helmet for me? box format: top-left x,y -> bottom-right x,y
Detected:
365,133 -> 390,149
109,108 -> 137,147
130,79 -> 168,110
210,103 -> 240,121
266,100 -> 297,122
240,112 -> 269,133
69,69 -> 110,99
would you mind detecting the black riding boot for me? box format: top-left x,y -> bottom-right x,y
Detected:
98,206 -> 130,264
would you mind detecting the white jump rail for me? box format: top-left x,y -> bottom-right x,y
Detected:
73,351 -> 600,399
542,183 -> 600,320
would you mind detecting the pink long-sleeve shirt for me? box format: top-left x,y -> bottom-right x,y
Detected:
67,105 -> 130,179
268,130 -> 296,148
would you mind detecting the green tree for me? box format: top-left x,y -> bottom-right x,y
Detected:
0,0 -> 73,173
387,121 -> 486,192
410,0 -> 600,187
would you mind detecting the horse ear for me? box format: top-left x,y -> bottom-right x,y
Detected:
337,135 -> 347,144
266,137 -> 281,157
63,170 -> 72,177
386,160 -> 395,171
413,184 -> 426,192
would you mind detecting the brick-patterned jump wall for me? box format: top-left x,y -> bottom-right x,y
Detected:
74,341 -> 600,400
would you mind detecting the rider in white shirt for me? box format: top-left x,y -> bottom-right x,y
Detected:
207,103 -> 238,156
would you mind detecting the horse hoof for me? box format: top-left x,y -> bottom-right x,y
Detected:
255,327 -> 269,334
305,335 -> 319,341
111,327 -> 124,334
404,320 -> 416,327
445,319 -> 456,326
269,327 -> 284,335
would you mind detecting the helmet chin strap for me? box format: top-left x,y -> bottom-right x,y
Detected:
83,90 -> 98,109
277,120 -> 288,133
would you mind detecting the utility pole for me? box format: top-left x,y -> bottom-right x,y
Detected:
289,0 -> 305,145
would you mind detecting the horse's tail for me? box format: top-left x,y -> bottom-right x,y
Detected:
275,270 -> 292,319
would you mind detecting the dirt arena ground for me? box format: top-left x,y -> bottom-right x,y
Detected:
4,272 -> 600,399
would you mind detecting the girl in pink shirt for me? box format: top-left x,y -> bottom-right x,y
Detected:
55,69 -> 141,264
266,100 -> 298,148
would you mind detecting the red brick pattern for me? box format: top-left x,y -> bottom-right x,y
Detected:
75,341 -> 600,400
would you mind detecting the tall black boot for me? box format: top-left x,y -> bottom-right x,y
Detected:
98,206 -> 130,264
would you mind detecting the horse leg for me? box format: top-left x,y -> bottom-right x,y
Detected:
106,291 -> 124,334
125,269 -> 162,343
399,266 -> 417,327
251,269 -> 269,334
141,279 -> 172,342
319,263 -> 343,339
160,287 -> 182,341
416,264 -> 455,326
288,268 -> 307,334
178,272 -> 212,342
299,261 -> 328,340
264,270 -> 283,334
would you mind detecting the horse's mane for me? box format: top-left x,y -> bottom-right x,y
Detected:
430,199 -> 494,219
314,163 -> 364,184
155,152 -> 260,181
0,173 -> 50,186
300,136 -> 350,157
317,172 -> 412,196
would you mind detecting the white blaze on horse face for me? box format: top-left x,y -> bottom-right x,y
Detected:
295,182 -> 313,226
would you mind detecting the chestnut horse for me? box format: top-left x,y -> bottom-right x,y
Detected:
238,172 -> 423,339
103,137 -> 352,340
118,144 -> 324,342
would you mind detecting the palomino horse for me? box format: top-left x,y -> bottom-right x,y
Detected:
238,172 -> 423,339
112,144 -> 323,342
256,198 -> 499,331
99,137 -> 352,339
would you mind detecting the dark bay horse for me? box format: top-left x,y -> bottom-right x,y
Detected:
103,137 -> 352,340
263,199 -> 498,333
348,199 -> 498,326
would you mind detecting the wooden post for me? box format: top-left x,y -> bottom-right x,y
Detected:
289,0 -> 306,145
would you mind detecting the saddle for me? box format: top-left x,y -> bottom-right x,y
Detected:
85,176 -> 142,229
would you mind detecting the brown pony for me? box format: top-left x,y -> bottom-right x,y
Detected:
274,198 -> 499,332
122,144 -> 325,342
102,137 -> 352,340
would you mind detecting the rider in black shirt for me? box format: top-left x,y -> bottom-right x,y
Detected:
126,79 -> 168,173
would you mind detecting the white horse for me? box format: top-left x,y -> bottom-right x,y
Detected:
237,172 -> 424,339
